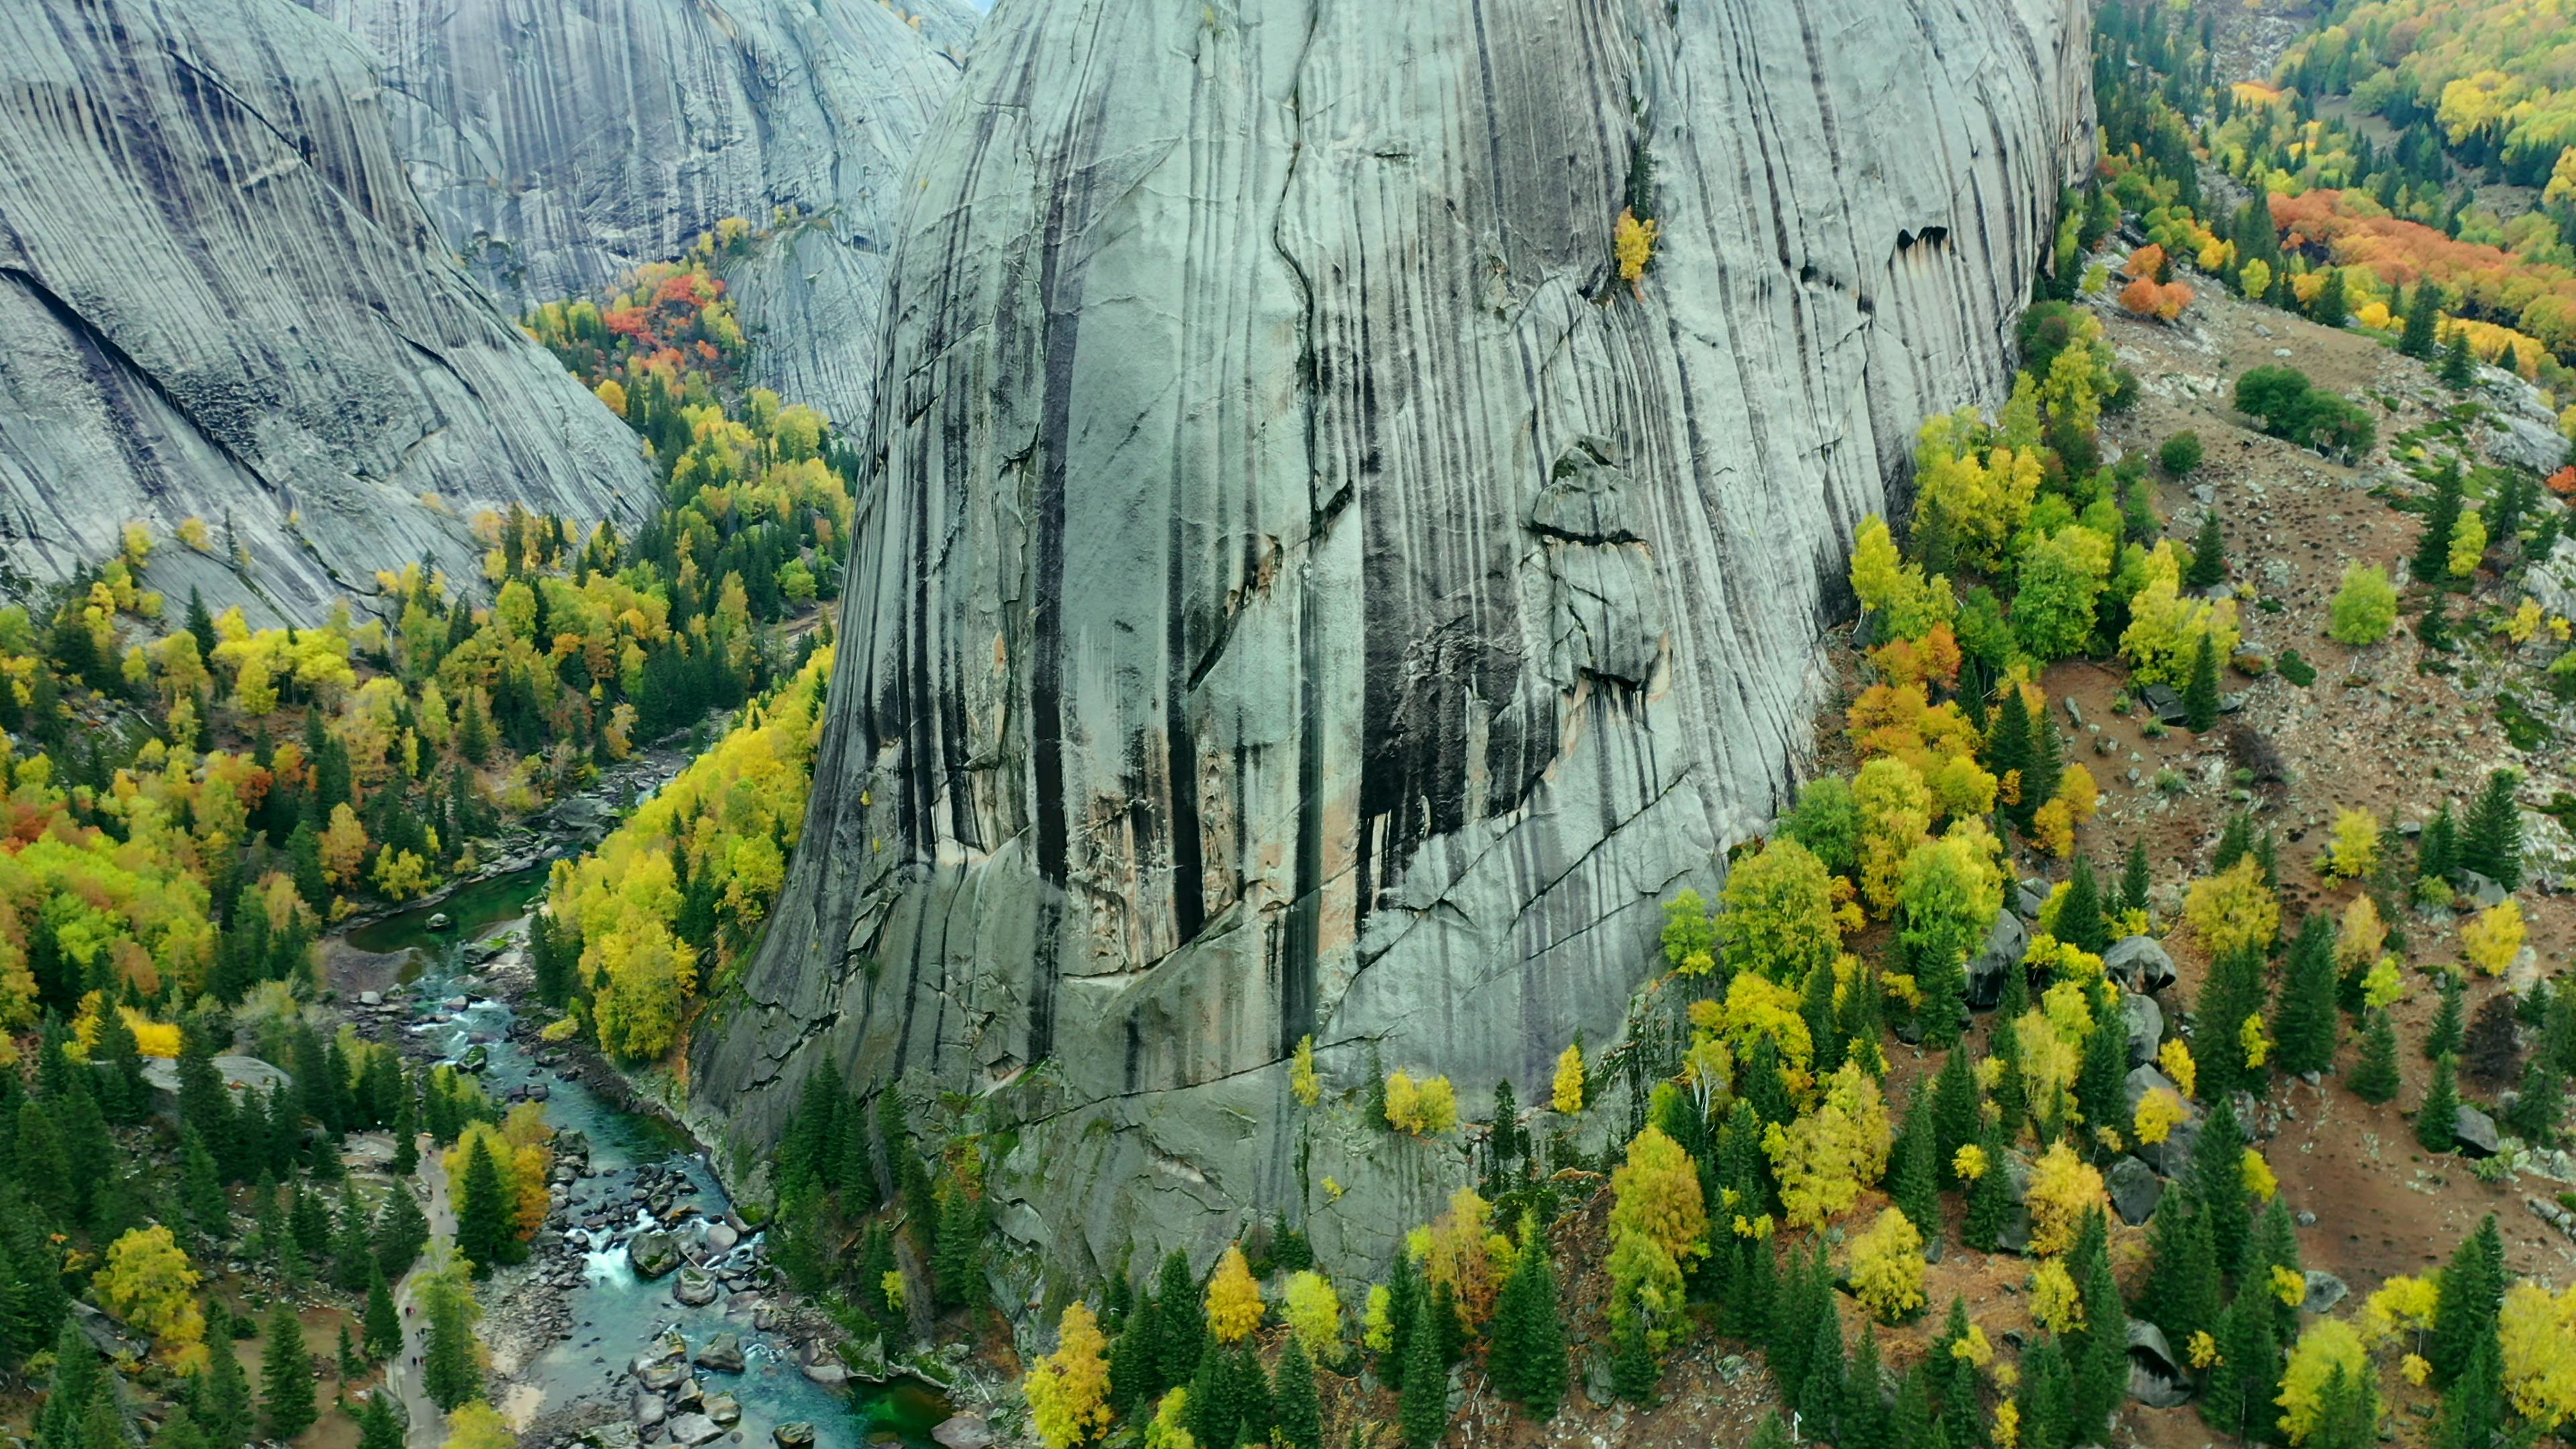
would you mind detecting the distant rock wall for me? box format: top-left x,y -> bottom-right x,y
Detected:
301,0 -> 975,429
696,0 -> 2095,1286
0,0 -> 653,623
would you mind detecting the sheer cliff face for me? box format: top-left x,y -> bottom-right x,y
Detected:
301,0 -> 975,428
0,0 -> 651,624
698,0 -> 2092,1277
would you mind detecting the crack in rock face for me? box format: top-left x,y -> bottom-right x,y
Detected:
694,0 -> 2097,1286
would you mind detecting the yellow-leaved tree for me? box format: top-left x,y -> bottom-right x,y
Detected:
2502,1281 -> 2576,1429
1610,1126 -> 1709,1264
1719,837 -> 1841,983
1204,1246 -> 1264,1344
1762,1062 -> 1892,1229
2184,858 -> 2279,959
2463,899 -> 2526,977
1027,1300 -> 1114,1448
1854,756 -> 1933,915
1281,1270 -> 1342,1358
1848,516 -> 1954,643
1384,1072 -> 1458,1135
1845,1208 -> 1926,1322
2324,808 -> 2381,879
1553,1042 -> 1586,1115
441,1403 -> 517,1449
93,1225 -> 205,1368
2023,1141 -> 2106,1255
2276,1319 -> 2369,1444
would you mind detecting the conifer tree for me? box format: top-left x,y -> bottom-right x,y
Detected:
1185,1344 -> 1232,1449
2351,1009 -> 2402,1104
1272,1336 -> 1322,1449
260,1301 -> 317,1441
1227,1341 -> 1271,1444
1401,1295 -> 1452,1443
2204,1287 -> 2280,1442
1890,1091 -> 1941,1241
182,1128 -> 230,1241
1965,1120 -> 2015,1252
355,1393 -> 402,1449
1986,687 -> 2034,819
423,1279 -> 476,1411
2419,802 -> 2459,888
1155,1250 -> 1203,1392
933,1181 -> 983,1309
2025,714 -> 2065,828
1519,1251 -> 1569,1420
453,1136 -> 512,1275
2075,994 -> 2130,1153
2119,838 -> 2152,920
2070,1228 -> 2130,1442
2418,1051 -> 2463,1153
2190,1095 -> 2252,1275
2426,971 -> 2466,1061
2461,768 -> 2524,890
1842,1324 -> 1888,1449
2143,1195 -> 2221,1348
2183,631 -> 2220,732
1108,1291 -> 1163,1413
333,1186 -> 375,1292
2415,461 -> 2467,583
2249,1197 -> 2304,1340
2186,511 -> 2226,590
354,1267 -> 398,1368
2015,1333 -> 2073,1449
39,1321 -> 103,1449
2428,1215 -> 2505,1387
2057,856 -> 2108,955
1794,1305 -> 1842,1439
2402,280 -> 2442,358
195,1317 -> 254,1449
2506,1057 -> 2564,1144
2434,1335 -> 2504,1449
2275,912 -> 2341,1077
375,1181 -> 429,1279
337,1324 -> 362,1396
2196,947 -> 2270,1099
1381,1258 -> 1420,1395
2314,266 -> 2349,328
2440,328 -> 2477,388
1929,1048 -> 1981,1189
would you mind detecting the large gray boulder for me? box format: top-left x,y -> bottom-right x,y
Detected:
2122,993 -> 2164,1067
2455,1104 -> 2503,1158
2104,935 -> 2177,994
1967,911 -> 2031,1012
301,0 -> 975,430
2127,1320 -> 2192,1408
693,0 -> 2096,1286
628,1231 -> 683,1281
0,0 -> 653,623
2106,1156 -> 2164,1226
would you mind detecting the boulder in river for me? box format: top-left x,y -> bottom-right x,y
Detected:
665,1412 -> 723,1447
629,1231 -> 683,1280
706,1222 -> 739,1254
694,1333 -> 745,1374
633,1360 -> 688,1394
673,1268 -> 720,1307
800,1356 -> 849,1388
702,1393 -> 741,1428
771,1426 -> 815,1449
631,1393 -> 666,1430
931,1417 -> 996,1449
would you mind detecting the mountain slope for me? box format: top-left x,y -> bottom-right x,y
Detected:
302,0 -> 974,429
0,0 -> 653,623
696,0 -> 2095,1281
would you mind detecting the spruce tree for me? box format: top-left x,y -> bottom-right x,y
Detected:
2204,1287 -> 2280,1442
1272,1337 -> 1322,1449
2402,280 -> 2441,358
1155,1250 -> 1204,1391
2014,1334 -> 2072,1449
2213,812 -> 2255,874
2118,838 -> 2151,920
2351,1010 -> 2402,1104
2430,1216 -> 2506,1389
2191,1094 -> 2253,1276
2057,856 -> 2107,954
932,1181 -> 983,1309
1517,1250 -> 1568,1420
337,1324 -> 362,1396
2415,461 -> 2466,583
1841,1324 -> 1888,1449
363,1265 -> 400,1362
390,1087 -> 419,1177
2186,511 -> 2226,589
2461,768 -> 2525,890
39,1321 -> 103,1449
2025,715 -> 2065,829
2506,1057 -> 2565,1144
2275,912 -> 2341,1077
182,1128 -> 229,1240
2434,1336 -> 2504,1449
2249,1197 -> 2306,1340
2418,1052 -> 2463,1154
1965,1120 -> 2015,1252
2441,328 -> 2477,388
1227,1341 -> 1271,1444
1184,1345 -> 1232,1449
1986,686 -> 2034,818
453,1136 -> 512,1274
423,1283 -> 477,1411
2145,1195 -> 2222,1349
2070,1224 -> 2130,1440
354,1393 -> 402,1449
2426,973 -> 2466,1061
2419,586 -> 2455,652
195,1317 -> 255,1449
1794,1305 -> 1843,1440
333,1186 -> 374,1292
2197,946 -> 2271,1099
2074,995 -> 2129,1156
2183,631 -> 2220,732
260,1301 -> 317,1441
1929,1047 -> 1982,1189
1890,1091 -> 1941,1241
374,1181 -> 428,1279
1401,1297 -> 1452,1443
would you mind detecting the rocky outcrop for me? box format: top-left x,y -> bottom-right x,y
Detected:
301,0 -> 974,427
695,0 -> 2094,1285
0,0 -> 653,623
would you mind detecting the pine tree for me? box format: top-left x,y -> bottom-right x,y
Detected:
2120,838 -> 2152,920
1794,1305 -> 1843,1439
2402,280 -> 2442,358
336,1324 -> 362,1396
2275,912 -> 2341,1077
195,1318 -> 255,1449
39,1320 -> 103,1449
1890,1091 -> 1941,1241
2070,1227 -> 2130,1442
2143,1195 -> 2221,1348
2429,1215 -> 2506,1388
423,1281 -> 478,1411
2186,511 -> 2226,590
1986,687 -> 2034,819
2191,1094 -> 2253,1276
2204,1287 -> 2280,1442
374,1181 -> 429,1279
1272,1336 -> 1322,1449
2416,966 -> 2463,1064
932,1181 -> 983,1309
2415,460 -> 2467,583
2183,631 -> 2220,732
2434,1335 -> 2504,1449
1929,1048 -> 1982,1189
1842,1324 -> 1888,1449
2461,769 -> 2525,890
1965,1120 -> 2015,1252
2015,1333 -> 2072,1449
2351,1010 -> 2402,1104
2441,328 -> 2477,388
260,1301 -> 317,1441
2057,857 -> 2108,955
363,1265 -> 400,1362
1401,1294 -> 1452,1444
2418,1052 -> 2463,1153
1156,1250 -> 1205,1393
2507,1057 -> 2565,1144
354,1393 -> 402,1449
453,1136 -> 512,1274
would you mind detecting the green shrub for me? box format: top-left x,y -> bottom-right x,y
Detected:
2328,561 -> 2399,645
2234,365 -> 2378,457
2160,431 -> 2204,478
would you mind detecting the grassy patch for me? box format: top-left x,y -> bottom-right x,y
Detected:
2277,649 -> 2317,687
